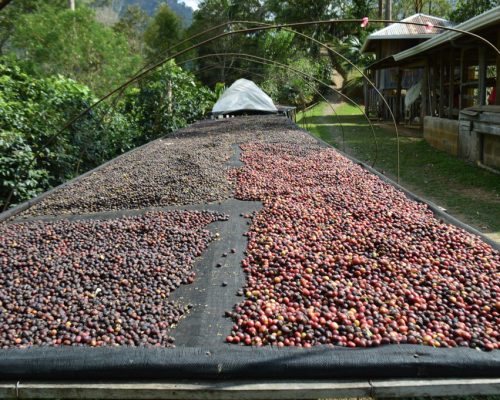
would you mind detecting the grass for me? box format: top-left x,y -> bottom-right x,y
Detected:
297,102 -> 500,242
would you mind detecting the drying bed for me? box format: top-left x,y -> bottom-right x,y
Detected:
0,211 -> 226,348
0,115 -> 499,381
18,117 -> 316,218
228,142 -> 499,350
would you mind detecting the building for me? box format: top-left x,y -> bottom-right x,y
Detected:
361,13 -> 452,121
362,7 -> 500,171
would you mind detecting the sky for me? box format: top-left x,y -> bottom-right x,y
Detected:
181,0 -> 199,10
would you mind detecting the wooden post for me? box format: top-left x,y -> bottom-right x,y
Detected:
439,54 -> 445,117
364,80 -> 369,115
430,59 -> 437,116
478,47 -> 486,106
496,31 -> 500,105
459,48 -> 464,110
421,59 -> 429,123
448,49 -> 454,118
395,67 -> 403,124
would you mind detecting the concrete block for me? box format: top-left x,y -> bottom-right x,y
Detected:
423,116 -> 459,156
483,134 -> 500,170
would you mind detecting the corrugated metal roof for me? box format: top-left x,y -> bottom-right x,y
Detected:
393,6 -> 500,61
364,6 -> 500,69
369,13 -> 452,38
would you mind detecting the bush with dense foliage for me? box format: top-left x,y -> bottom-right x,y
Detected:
124,61 -> 215,142
261,56 -> 332,107
0,58 -> 139,209
0,57 -> 215,210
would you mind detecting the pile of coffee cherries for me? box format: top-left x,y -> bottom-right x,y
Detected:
227,143 -> 499,350
0,210 -> 226,347
21,116 -> 316,217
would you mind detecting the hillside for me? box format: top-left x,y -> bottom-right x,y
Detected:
112,0 -> 193,26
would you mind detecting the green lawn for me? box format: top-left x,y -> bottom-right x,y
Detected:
297,102 -> 500,242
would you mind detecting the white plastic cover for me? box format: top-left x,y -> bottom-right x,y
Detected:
405,81 -> 422,109
212,78 -> 278,114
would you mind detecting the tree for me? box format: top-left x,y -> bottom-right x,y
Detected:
123,61 -> 215,141
10,4 -> 140,96
448,0 -> 499,23
347,0 -> 377,19
392,0 -> 452,19
0,0 -> 41,54
187,0 -> 265,86
0,57 -> 139,208
261,55 -> 331,107
266,0 -> 340,55
143,3 -> 183,59
114,5 -> 150,54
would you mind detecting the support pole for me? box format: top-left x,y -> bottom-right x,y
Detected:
459,48 -> 465,110
496,31 -> 500,105
421,59 -> 429,124
439,54 -> 445,117
449,49 -> 455,118
395,67 -> 403,124
478,47 -> 486,106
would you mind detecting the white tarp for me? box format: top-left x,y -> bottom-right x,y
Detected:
405,81 -> 422,109
212,78 -> 278,114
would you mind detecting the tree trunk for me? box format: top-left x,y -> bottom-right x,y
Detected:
414,0 -> 424,13
378,0 -> 383,18
385,0 -> 392,25
167,81 -> 173,114
68,0 -> 75,11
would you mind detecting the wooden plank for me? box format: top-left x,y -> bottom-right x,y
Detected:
461,81 -> 480,86
0,383 -> 16,399
17,380 -> 371,400
466,105 -> 500,112
473,121 -> 500,136
460,109 -> 479,118
11,378 -> 500,399
372,378 -> 500,398
479,111 -> 500,123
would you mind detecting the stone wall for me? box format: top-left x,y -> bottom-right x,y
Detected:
483,133 -> 500,170
423,116 -> 459,155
